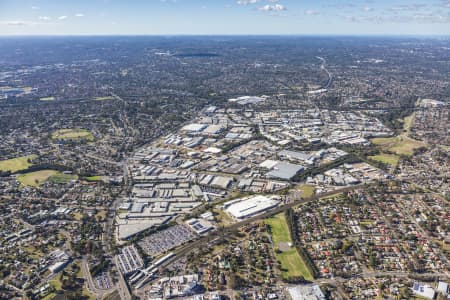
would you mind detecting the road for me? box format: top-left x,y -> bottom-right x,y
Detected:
113,256 -> 133,300
317,271 -> 449,285
316,56 -> 333,89
81,258 -> 116,299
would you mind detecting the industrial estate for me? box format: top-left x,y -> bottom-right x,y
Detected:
0,35 -> 449,300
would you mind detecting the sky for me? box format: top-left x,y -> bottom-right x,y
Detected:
0,0 -> 450,36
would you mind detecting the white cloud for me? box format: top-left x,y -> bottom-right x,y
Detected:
75,13 -> 85,17
259,4 -> 286,11
237,0 -> 260,5
363,6 -> 373,12
344,11 -> 450,24
39,16 -> 51,21
58,16 -> 68,20
388,4 -> 427,12
31,6 -> 40,10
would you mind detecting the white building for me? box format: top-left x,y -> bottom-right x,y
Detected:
412,282 -> 436,299
224,195 -> 279,220
288,284 -> 326,300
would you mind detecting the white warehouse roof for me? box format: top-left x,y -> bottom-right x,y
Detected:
225,195 -> 279,220
182,123 -> 207,132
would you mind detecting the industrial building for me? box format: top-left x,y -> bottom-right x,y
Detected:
261,160 -> 304,180
223,195 -> 280,220
287,284 -> 326,300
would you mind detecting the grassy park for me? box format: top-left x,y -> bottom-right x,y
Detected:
18,170 -> 59,187
371,135 -> 426,156
85,175 -> 102,182
371,113 -> 425,157
0,155 -> 37,172
265,213 -> 314,281
48,173 -> 78,184
368,153 -> 400,167
51,129 -> 94,141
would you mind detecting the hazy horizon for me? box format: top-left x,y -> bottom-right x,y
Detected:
1,0 -> 449,36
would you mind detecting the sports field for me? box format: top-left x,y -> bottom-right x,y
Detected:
0,155 -> 37,172
266,213 -> 313,280
51,128 -> 94,141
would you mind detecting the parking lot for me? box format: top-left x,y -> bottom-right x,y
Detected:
94,272 -> 112,290
138,225 -> 197,257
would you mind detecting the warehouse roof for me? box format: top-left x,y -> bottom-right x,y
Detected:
225,195 -> 279,220
266,162 -> 304,180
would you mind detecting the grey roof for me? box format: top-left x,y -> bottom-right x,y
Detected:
266,162 -> 303,180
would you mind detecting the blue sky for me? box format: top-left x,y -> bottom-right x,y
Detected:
0,0 -> 449,35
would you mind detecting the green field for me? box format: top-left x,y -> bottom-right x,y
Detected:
266,214 -> 314,281
93,96 -> 114,101
403,114 -> 415,132
298,184 -> 315,198
0,155 -> 37,172
49,173 -> 78,184
266,214 -> 291,244
51,129 -> 94,141
368,153 -> 400,166
18,170 -> 59,187
371,113 -> 425,156
40,96 -> 56,101
85,175 -> 102,182
371,135 -> 426,156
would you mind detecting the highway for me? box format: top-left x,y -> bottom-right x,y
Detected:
316,56 -> 333,89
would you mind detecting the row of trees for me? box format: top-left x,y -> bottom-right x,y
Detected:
284,208 -> 320,279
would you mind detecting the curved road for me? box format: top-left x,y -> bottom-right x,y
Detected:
316,56 -> 333,89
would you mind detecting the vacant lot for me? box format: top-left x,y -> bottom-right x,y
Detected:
266,214 -> 313,280
18,170 -> 59,187
369,153 -> 400,166
0,155 -> 37,172
51,129 -> 94,141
